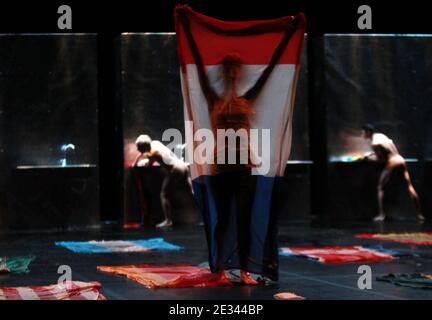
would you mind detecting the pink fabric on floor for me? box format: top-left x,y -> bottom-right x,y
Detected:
274,292 -> 305,300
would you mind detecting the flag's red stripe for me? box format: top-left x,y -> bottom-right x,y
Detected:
175,5 -> 306,65
0,287 -> 20,299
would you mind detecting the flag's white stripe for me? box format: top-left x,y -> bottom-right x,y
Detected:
48,282 -> 80,299
17,287 -> 40,300
182,63 -> 297,178
49,286 -> 69,300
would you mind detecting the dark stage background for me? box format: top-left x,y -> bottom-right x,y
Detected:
0,34 -> 99,231
323,35 -> 432,221
326,35 -> 432,159
0,30 -> 431,229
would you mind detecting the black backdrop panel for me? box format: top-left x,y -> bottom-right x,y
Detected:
291,38 -> 309,161
121,34 -> 183,148
324,35 -> 432,220
0,34 -> 99,166
0,34 -> 99,230
325,35 -> 432,159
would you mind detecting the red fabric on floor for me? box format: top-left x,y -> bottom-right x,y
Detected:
356,233 -> 432,245
97,264 -> 233,288
281,246 -> 395,264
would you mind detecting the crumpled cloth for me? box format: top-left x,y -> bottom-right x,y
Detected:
356,232 -> 432,245
97,264 -> 232,288
0,281 -> 106,300
377,273 -> 432,289
55,238 -> 183,253
279,245 -> 397,264
274,292 -> 305,300
0,256 -> 35,274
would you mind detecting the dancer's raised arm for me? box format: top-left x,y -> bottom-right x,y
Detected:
243,26 -> 296,101
178,13 -> 219,109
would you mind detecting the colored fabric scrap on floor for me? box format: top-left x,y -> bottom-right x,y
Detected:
274,292 -> 305,300
0,256 -> 35,274
356,232 -> 432,245
377,273 -> 432,289
0,281 -> 106,300
97,264 -> 232,288
55,238 -> 183,253
279,246 -> 397,264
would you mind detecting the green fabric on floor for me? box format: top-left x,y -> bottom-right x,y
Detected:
377,273 -> 432,289
0,256 -> 35,274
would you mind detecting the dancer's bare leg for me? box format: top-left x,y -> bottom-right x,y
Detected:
403,170 -> 424,221
374,168 -> 390,222
157,177 -> 173,228
157,192 -> 173,228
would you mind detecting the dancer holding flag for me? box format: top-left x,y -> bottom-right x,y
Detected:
175,5 -> 306,282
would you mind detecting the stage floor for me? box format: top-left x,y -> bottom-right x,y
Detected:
1,221 -> 432,300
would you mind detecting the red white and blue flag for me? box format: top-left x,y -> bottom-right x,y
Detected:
175,5 -> 306,280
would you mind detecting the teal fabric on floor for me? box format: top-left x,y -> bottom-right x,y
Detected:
55,238 -> 183,253
0,256 -> 35,274
377,273 -> 432,289
128,238 -> 183,252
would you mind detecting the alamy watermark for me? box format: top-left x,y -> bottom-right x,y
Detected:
357,265 -> 372,290
57,265 -> 73,289
161,121 -> 271,175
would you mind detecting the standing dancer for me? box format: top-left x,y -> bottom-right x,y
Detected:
175,5 -> 306,282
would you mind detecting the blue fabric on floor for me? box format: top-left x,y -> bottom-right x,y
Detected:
129,238 -> 183,252
278,248 -> 296,257
361,245 -> 404,257
55,238 -> 183,253
278,249 -> 313,260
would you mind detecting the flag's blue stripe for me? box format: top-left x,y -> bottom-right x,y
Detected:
192,174 -> 279,277
250,176 -> 275,264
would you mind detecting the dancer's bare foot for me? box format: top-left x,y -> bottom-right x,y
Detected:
373,214 -> 385,222
240,270 -> 259,285
156,219 -> 173,228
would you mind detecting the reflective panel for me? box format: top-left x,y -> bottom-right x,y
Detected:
324,34 -> 432,220
325,34 -> 432,160
0,34 -> 99,230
